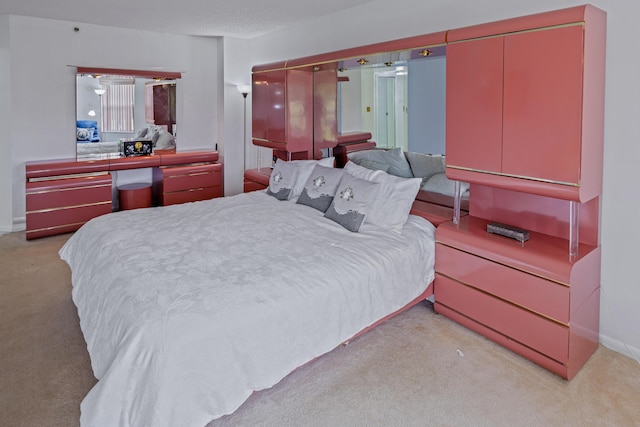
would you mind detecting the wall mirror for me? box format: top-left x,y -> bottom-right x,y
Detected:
336,45 -> 446,155
75,67 -> 180,160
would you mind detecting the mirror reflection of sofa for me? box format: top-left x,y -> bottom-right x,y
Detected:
76,122 -> 176,157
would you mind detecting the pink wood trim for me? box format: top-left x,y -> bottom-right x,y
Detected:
26,174 -> 111,194
434,303 -> 570,379
446,167 -> 585,202
468,185 -> 599,246
252,61 -> 288,73
567,286 -> 600,379
410,199 -> 459,227
26,158 -> 110,179
336,132 -> 372,144
26,151 -> 219,178
108,155 -> 162,170
76,67 -> 181,80
159,150 -> 219,165
333,141 -> 376,168
285,31 -> 447,69
447,5 -> 590,42
579,6 -> 607,204
436,215 -> 598,284
244,168 -> 272,186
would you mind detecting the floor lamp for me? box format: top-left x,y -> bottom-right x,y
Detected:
237,84 -> 252,172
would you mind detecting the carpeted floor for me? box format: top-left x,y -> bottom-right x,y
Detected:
1,231 -> 639,427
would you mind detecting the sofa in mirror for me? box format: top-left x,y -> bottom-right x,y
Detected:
75,67 -> 180,160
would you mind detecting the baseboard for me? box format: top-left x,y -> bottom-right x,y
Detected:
599,334 -> 640,363
12,216 -> 26,232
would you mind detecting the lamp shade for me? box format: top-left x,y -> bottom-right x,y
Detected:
236,84 -> 251,95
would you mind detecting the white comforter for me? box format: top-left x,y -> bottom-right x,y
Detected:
59,191 -> 435,427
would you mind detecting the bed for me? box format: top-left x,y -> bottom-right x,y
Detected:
59,158 -> 436,426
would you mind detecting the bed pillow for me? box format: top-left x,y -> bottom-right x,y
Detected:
405,152 -> 446,181
358,159 -> 391,173
290,157 -> 335,200
266,159 -> 299,200
347,147 -> 413,178
422,172 -> 470,196
344,161 -> 422,231
296,165 -> 344,212
324,173 -> 379,232
76,127 -> 94,142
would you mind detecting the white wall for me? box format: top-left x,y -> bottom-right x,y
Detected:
0,16 -> 12,233
2,15 -> 221,231
246,0 -> 640,361
222,37 -> 253,196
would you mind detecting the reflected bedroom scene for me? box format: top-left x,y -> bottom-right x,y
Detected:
75,70 -> 178,160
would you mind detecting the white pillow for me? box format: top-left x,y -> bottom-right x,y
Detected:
296,165 -> 345,212
290,157 -> 335,200
324,173 -> 380,232
347,147 -> 413,178
266,159 -> 299,200
344,161 -> 422,231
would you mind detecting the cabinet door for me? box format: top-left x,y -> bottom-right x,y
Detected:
446,37 -> 504,173
502,25 -> 584,184
252,69 -> 286,143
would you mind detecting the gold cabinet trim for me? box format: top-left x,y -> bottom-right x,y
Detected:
26,183 -> 112,196
26,200 -> 112,215
436,272 -> 569,328
446,165 -> 579,187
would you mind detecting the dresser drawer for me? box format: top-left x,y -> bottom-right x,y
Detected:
162,186 -> 222,206
26,175 -> 112,212
26,203 -> 112,239
436,243 -> 570,323
436,274 -> 569,363
161,163 -> 222,193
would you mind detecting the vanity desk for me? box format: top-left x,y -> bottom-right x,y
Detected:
25,150 -> 222,240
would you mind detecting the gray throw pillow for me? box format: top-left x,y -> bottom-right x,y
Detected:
324,173 -> 379,232
266,159 -> 299,200
296,165 -> 344,212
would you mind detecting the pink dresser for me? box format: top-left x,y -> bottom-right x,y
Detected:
435,5 -> 606,379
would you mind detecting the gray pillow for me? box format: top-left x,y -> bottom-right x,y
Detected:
154,129 -> 176,149
296,165 -> 344,212
266,159 -> 299,200
324,173 -> 379,232
347,147 -> 413,178
405,152 -> 446,181
422,172 -> 470,196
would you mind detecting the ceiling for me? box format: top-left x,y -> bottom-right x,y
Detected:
0,0 -> 378,39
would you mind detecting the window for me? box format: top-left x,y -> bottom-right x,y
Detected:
100,76 -> 135,133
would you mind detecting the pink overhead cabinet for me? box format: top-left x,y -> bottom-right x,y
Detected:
445,5 -> 606,203
252,65 -> 314,159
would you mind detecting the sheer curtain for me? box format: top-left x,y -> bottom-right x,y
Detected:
100,77 -> 135,133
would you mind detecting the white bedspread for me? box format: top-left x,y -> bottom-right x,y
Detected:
59,191 -> 435,427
